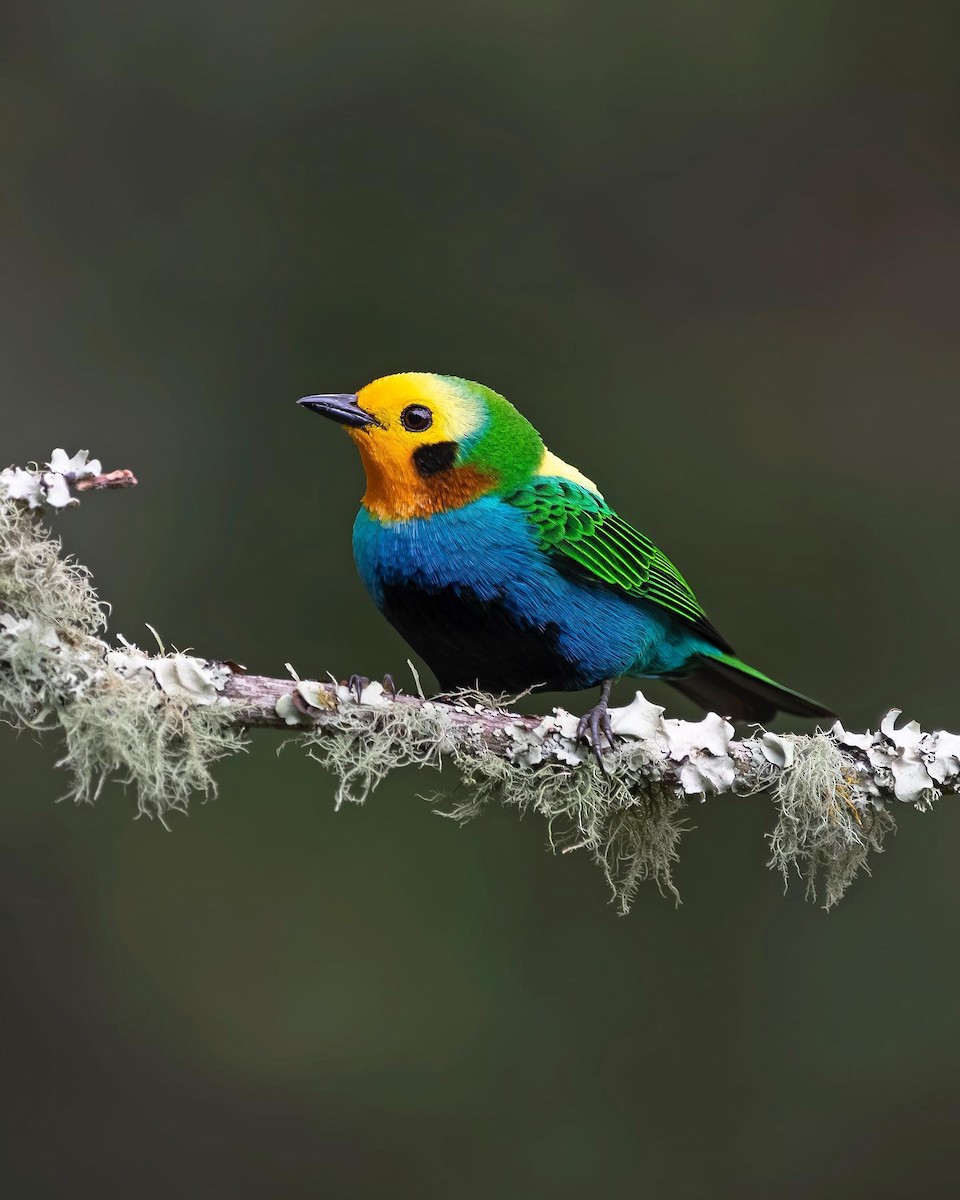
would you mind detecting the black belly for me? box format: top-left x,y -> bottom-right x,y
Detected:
380,581 -> 580,693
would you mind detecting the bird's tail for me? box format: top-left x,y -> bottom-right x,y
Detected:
666,651 -> 833,724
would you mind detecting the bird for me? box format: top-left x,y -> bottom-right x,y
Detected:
298,372 -> 831,757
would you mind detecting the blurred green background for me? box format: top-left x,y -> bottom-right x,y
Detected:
4,1 -> 960,1195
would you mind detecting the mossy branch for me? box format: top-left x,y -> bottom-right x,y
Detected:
2,452 -> 957,911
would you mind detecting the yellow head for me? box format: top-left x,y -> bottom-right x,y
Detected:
299,371 -> 598,520
299,372 -> 540,520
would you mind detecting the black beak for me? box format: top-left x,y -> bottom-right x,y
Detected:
297,393 -> 378,428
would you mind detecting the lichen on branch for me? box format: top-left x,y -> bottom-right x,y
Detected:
2,450 -> 957,910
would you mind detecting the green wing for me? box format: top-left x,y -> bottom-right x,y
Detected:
507,477 -> 734,653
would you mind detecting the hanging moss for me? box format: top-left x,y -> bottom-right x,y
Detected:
768,734 -> 897,909
1,495 -> 243,822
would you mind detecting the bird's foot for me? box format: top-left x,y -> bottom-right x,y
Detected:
576,680 -> 617,771
346,674 -> 400,703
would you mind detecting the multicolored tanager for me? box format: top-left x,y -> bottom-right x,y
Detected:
299,373 -> 830,753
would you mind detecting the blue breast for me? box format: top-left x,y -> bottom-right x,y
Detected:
352,497 -> 703,692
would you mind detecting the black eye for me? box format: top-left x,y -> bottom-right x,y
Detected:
400,404 -> 433,432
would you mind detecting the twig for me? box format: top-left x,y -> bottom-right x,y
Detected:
73,468 -> 138,492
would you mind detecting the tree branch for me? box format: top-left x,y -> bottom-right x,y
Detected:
73,468 -> 138,492
2,450 -> 956,911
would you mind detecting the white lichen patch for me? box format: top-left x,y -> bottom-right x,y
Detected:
276,679 -> 339,725
579,692 -> 739,798
833,711 -> 960,808
335,680 -> 392,708
47,449 -> 102,479
500,693 -> 741,796
0,449 -> 102,511
760,732 -> 795,769
505,714 -> 587,768
149,655 -> 232,705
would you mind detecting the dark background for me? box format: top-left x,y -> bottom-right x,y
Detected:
3,2 -> 960,1195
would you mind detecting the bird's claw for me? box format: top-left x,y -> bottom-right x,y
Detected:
347,673 -> 400,703
576,699 -> 617,771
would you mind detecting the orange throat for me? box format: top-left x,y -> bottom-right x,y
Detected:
355,437 -> 495,520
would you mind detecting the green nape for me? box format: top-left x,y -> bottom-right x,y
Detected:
441,375 -> 545,494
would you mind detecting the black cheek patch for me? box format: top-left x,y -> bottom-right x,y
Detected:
413,441 -> 459,477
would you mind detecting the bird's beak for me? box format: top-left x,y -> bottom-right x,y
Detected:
297,393 -> 379,429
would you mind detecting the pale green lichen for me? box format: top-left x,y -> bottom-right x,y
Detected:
57,676 -> 243,822
453,741 -> 687,911
300,698 -> 456,809
768,734 -> 896,909
1,493 -> 243,822
300,701 -> 686,911
1,497 -> 105,735
0,498 -> 103,637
